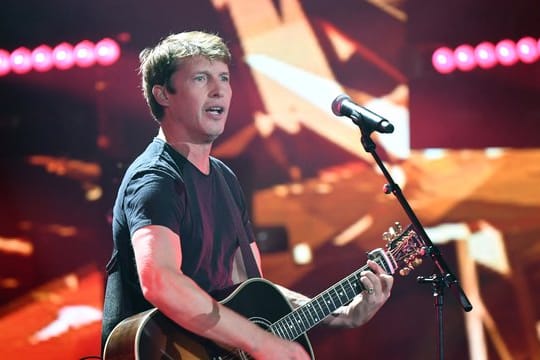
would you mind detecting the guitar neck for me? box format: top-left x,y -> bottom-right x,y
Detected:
269,248 -> 396,341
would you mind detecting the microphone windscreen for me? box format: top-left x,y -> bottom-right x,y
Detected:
331,94 -> 350,116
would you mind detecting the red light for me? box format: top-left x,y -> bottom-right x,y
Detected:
1,37 -> 122,76
516,37 -> 539,64
432,47 -> 456,74
0,49 -> 10,76
474,42 -> 497,69
10,47 -> 33,74
454,45 -> 476,71
495,39 -> 518,66
74,40 -> 96,68
95,38 -> 120,66
31,45 -> 54,72
53,42 -> 75,70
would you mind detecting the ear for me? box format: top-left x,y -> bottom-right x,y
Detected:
152,85 -> 169,106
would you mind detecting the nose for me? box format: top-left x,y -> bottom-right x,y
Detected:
210,87 -> 222,98
209,78 -> 230,98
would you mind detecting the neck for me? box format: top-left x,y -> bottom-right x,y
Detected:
157,127 -> 212,174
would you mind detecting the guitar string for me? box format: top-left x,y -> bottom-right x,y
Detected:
219,231 -> 419,359
270,234 -> 419,340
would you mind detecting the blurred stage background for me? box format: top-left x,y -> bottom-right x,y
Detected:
1,0 -> 539,359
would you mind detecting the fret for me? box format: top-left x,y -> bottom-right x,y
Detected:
331,287 -> 343,308
313,297 -> 326,320
342,278 -> 353,299
286,318 -> 299,340
337,281 -> 348,304
344,276 -> 358,298
323,290 -> 337,310
283,318 -> 296,340
297,305 -> 310,331
317,292 -> 332,315
274,323 -> 286,339
352,272 -> 363,292
309,302 -> 322,323
304,303 -> 317,324
291,311 -> 307,333
272,315 -> 298,341
322,290 -> 336,312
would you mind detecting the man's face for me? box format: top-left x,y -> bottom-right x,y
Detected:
163,55 -> 232,143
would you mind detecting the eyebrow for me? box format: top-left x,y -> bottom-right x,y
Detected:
192,70 -> 230,77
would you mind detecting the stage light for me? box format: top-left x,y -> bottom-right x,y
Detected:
495,39 -> 518,66
433,36 -> 540,74
454,44 -> 476,71
292,242 -> 312,265
0,49 -> 10,76
53,42 -> 75,70
516,37 -> 539,64
0,37 -> 121,76
10,47 -> 33,74
31,45 -> 54,72
474,42 -> 497,69
95,38 -> 120,66
432,47 -> 456,74
73,40 -> 96,68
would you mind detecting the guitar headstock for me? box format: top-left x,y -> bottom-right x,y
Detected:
382,222 -> 426,276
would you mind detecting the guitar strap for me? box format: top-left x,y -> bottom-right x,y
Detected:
215,164 -> 261,279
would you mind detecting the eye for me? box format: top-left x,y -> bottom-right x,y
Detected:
194,74 -> 207,82
220,74 -> 230,82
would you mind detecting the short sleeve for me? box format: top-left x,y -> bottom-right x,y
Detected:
123,171 -> 185,237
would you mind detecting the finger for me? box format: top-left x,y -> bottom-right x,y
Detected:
360,274 -> 375,295
362,267 -> 382,283
382,273 -> 394,286
379,274 -> 394,296
366,260 -> 387,275
363,268 -> 392,297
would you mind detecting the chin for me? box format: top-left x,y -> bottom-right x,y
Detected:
206,131 -> 223,143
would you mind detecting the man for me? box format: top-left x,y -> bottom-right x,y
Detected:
101,30 -> 393,359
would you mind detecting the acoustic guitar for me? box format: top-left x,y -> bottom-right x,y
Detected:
104,223 -> 425,360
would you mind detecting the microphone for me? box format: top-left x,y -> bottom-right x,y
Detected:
331,94 -> 394,134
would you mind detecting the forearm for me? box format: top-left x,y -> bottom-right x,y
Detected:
143,267 -> 273,355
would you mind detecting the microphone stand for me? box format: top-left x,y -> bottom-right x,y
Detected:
354,118 -> 473,360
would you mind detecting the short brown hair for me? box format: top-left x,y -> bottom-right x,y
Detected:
139,31 -> 232,121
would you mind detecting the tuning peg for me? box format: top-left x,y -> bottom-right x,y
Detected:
382,231 -> 392,242
413,258 -> 423,267
392,222 -> 403,234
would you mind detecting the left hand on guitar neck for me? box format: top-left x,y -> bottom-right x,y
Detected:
324,260 -> 394,328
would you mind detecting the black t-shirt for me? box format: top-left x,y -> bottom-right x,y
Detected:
101,137 -> 255,347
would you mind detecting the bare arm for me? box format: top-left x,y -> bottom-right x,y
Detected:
132,225 -> 309,360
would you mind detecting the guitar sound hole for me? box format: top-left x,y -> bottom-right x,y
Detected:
249,316 -> 272,330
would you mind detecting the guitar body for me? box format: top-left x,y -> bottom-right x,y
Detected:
104,278 -> 315,360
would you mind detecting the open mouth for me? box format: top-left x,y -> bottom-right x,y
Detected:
205,106 -> 224,115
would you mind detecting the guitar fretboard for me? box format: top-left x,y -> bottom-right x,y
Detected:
269,249 -> 394,341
